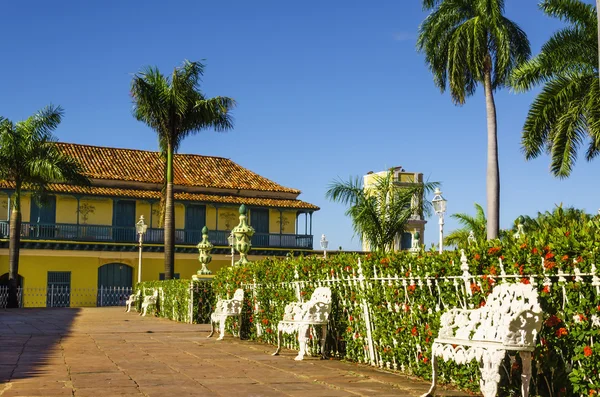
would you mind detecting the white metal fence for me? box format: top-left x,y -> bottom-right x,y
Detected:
0,286 -> 133,308
241,254 -> 600,370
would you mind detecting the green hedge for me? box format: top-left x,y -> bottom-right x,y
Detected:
212,212 -> 600,396
135,279 -> 215,324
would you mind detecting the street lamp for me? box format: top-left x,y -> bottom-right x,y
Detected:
320,234 -> 329,258
136,215 -> 148,283
227,231 -> 235,267
431,188 -> 447,254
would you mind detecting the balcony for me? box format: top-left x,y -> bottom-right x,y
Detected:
0,222 -> 313,249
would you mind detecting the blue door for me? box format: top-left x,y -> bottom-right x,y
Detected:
113,200 -> 136,242
250,209 -> 269,247
400,232 -> 412,250
97,263 -> 133,306
30,196 -> 56,238
185,204 -> 206,244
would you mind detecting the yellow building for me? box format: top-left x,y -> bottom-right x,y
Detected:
0,143 -> 318,307
362,166 -> 426,251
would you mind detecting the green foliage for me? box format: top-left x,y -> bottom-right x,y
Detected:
135,279 -> 214,324
326,171 -> 437,252
444,202 -> 487,247
511,0 -> 600,178
213,208 -> 600,396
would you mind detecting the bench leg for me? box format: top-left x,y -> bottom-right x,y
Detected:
140,305 -> 146,316
479,349 -> 504,397
421,352 -> 438,397
272,327 -> 283,356
295,324 -> 309,361
520,352 -> 532,397
217,316 -> 226,340
320,324 -> 327,359
126,302 -> 131,312
207,317 -> 215,338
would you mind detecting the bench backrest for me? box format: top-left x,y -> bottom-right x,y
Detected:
233,288 -> 244,302
303,287 -> 332,323
466,283 -> 542,346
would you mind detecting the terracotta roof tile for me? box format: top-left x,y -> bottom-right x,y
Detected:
55,142 -> 300,194
0,181 -> 319,211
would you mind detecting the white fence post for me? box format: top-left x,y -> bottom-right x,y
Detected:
188,280 -> 193,324
357,259 -> 376,366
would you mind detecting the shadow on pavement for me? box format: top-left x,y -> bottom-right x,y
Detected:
0,308 -> 80,384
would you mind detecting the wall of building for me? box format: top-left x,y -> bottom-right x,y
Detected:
0,249 -> 232,307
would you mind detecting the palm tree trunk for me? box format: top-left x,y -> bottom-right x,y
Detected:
163,143 -> 175,279
7,188 -> 22,308
483,64 -> 500,240
597,0 -> 600,87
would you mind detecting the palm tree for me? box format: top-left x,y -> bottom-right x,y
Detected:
0,106 -> 89,307
326,171 -> 437,252
511,0 -> 599,178
418,0 -> 530,240
444,203 -> 487,246
130,60 -> 235,279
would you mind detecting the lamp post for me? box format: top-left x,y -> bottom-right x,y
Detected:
431,188 -> 447,254
227,231 -> 235,267
320,234 -> 329,259
135,215 -> 148,284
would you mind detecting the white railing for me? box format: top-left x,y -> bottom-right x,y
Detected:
0,286 -> 132,308
240,251 -> 600,370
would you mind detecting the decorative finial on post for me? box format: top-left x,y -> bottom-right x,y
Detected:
467,230 -> 476,245
513,216 -> 525,239
193,226 -> 213,279
232,204 -> 255,266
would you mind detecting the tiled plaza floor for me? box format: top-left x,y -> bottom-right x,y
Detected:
0,308 -> 468,396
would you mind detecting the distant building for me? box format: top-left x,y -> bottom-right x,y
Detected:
362,167 -> 426,251
0,142 -> 318,306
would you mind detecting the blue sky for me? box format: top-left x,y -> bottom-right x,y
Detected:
1,1 -> 597,251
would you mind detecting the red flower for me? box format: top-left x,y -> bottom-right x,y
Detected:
590,389 -> 597,395
532,247 -> 539,255
562,255 -> 569,261
411,326 -> 418,336
584,346 -> 593,357
519,243 -> 527,249
380,258 -> 390,265
423,357 -> 429,364
348,316 -> 354,321
266,328 -> 272,334
487,247 -> 501,255
545,315 -> 562,327
474,254 -> 481,261
407,285 -> 416,293
565,231 -> 571,237
545,252 -> 554,260
544,261 -> 556,270
470,283 -> 481,293
555,327 -> 568,338
543,285 -> 550,294
262,318 -> 269,325
521,278 -> 530,285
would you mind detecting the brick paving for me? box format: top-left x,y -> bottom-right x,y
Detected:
0,308 -> 468,397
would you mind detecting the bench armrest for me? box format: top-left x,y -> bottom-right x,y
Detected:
216,298 -> 242,315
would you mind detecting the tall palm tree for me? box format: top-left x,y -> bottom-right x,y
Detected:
131,60 -> 235,279
326,171 -> 437,252
511,0 -> 599,178
418,0 -> 531,240
444,203 -> 487,246
0,106 -> 89,307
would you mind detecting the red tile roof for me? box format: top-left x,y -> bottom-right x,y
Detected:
0,181 -> 319,210
55,142 -> 300,194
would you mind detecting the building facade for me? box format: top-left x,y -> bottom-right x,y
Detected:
0,143 -> 318,306
361,167 -> 426,252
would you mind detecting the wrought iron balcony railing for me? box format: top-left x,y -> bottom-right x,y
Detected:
0,221 -> 313,249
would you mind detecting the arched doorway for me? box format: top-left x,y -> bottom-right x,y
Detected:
97,263 -> 133,306
0,273 -> 24,287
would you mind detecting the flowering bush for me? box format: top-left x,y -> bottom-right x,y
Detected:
212,210 -> 600,396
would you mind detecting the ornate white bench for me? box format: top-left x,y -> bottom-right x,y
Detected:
272,287 -> 331,361
140,289 -> 159,317
423,283 -> 542,397
208,289 -> 244,340
125,290 -> 141,312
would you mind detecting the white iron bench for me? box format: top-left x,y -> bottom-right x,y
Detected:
272,287 -> 331,361
423,283 -> 542,397
140,289 -> 159,317
125,290 -> 141,312
207,289 -> 244,340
